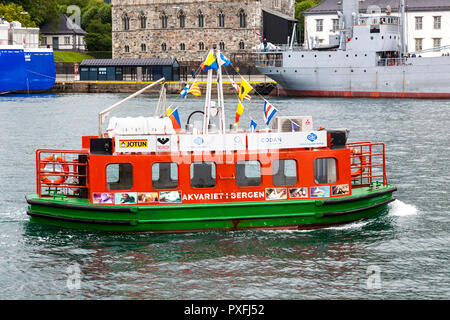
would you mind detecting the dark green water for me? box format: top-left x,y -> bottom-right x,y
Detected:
0,93 -> 448,299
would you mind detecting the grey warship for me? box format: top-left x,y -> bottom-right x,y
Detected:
256,0 -> 450,98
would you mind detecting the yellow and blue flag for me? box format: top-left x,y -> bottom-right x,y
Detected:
201,51 -> 218,72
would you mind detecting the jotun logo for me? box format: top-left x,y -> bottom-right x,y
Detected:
119,139 -> 148,148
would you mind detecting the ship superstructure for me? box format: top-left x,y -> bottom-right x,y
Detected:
256,0 -> 450,98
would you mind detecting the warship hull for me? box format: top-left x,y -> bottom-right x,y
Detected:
258,56 -> 450,99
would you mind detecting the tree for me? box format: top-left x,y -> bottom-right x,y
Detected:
0,0 -> 59,26
0,3 -> 37,27
295,0 -> 321,44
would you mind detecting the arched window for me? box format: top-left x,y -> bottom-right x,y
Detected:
199,42 -> 205,51
218,11 -> 225,27
239,9 -> 247,28
122,13 -> 130,30
139,12 -> 147,29
198,10 -> 204,27
219,41 -> 225,50
124,45 -> 130,53
239,41 -> 245,50
178,10 -> 186,28
161,11 -> 168,29
161,43 -> 167,51
180,43 -> 186,51
141,43 -> 146,52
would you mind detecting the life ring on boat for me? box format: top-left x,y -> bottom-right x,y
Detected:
351,149 -> 366,178
40,155 -> 70,185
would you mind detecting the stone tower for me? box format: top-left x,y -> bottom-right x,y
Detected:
111,0 -> 296,63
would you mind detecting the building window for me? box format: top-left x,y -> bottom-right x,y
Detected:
122,13 -> 130,31
272,159 -> 297,186
107,163 -> 133,190
141,43 -> 146,52
199,42 -> 205,50
124,45 -> 130,53
433,38 -> 441,51
314,158 -> 337,184
161,43 -> 167,51
239,9 -> 247,28
140,12 -> 147,29
198,10 -> 204,27
415,16 -> 422,30
332,19 -> 339,31
191,162 -> 216,188
180,43 -> 185,51
236,161 -> 261,187
239,40 -> 245,50
415,38 -> 423,51
42,37 -> 47,45
434,16 -> 441,29
64,36 -> 70,45
219,41 -> 225,50
315,19 -> 323,32
178,10 -> 186,28
218,11 -> 225,27
152,163 -> 178,189
273,0 -> 280,8
161,11 -> 168,29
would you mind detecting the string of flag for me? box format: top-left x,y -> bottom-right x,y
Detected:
173,49 -> 283,133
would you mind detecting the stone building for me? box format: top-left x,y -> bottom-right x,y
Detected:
111,0 -> 296,64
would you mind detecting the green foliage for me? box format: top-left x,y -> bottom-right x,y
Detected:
0,3 -> 37,27
295,0 -> 321,43
0,0 -> 59,26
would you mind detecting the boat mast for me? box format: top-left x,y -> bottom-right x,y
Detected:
400,0 -> 408,57
202,49 -> 214,134
216,48 -> 226,134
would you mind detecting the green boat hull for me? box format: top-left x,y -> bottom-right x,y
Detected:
26,186 -> 396,233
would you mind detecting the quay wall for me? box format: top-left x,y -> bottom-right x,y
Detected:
50,80 -> 277,95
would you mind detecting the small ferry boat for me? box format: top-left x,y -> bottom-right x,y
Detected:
26,50 -> 397,233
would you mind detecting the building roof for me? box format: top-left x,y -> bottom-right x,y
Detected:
304,0 -> 450,15
80,58 -> 179,67
262,8 -> 297,22
40,14 -> 87,35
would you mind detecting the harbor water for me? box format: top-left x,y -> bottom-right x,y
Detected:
0,93 -> 449,299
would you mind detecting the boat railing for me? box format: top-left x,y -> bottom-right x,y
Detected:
254,55 -> 283,68
36,149 -> 89,198
346,142 -> 387,187
377,57 -> 410,66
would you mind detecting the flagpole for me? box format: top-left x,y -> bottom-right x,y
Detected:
216,49 -> 226,134
203,51 -> 213,135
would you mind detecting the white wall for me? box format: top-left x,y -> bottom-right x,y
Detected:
41,34 -> 86,51
304,10 -> 450,56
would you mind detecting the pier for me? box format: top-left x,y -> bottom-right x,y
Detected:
50,79 -> 277,95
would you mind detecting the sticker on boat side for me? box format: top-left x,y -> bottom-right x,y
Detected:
265,188 -> 287,200
115,192 -> 137,204
310,186 -> 330,198
289,188 -> 308,199
159,191 -> 182,203
332,184 -> 350,196
93,192 -> 115,204
138,192 -> 159,203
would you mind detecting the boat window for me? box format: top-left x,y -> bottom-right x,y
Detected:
272,159 -> 297,186
152,162 -> 178,189
236,161 -> 261,187
314,158 -> 337,184
191,162 -> 216,188
106,163 -> 133,190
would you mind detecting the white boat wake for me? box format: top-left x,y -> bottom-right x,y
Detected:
388,199 -> 419,217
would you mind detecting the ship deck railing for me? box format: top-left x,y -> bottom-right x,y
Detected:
346,142 -> 388,187
36,149 -> 89,198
